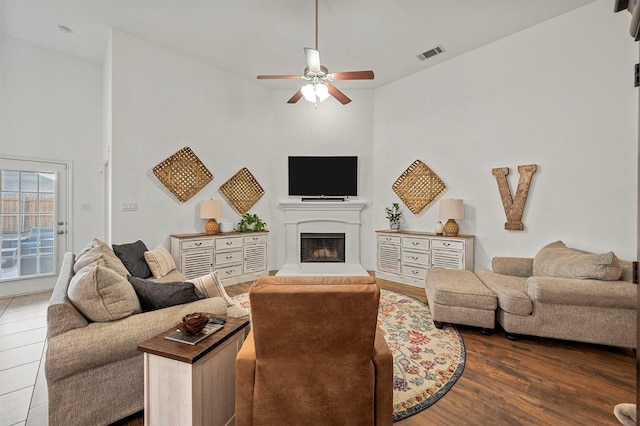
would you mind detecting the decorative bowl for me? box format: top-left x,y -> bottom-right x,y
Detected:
176,312 -> 208,335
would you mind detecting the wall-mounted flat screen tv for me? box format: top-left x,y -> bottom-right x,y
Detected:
288,156 -> 358,197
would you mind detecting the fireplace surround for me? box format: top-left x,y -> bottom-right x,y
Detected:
277,200 -> 368,276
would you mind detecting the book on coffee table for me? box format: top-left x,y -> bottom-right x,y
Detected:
165,322 -> 224,345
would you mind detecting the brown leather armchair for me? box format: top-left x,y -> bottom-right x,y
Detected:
235,275 -> 393,426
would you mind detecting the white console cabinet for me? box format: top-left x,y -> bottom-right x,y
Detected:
376,230 -> 474,287
170,232 -> 268,286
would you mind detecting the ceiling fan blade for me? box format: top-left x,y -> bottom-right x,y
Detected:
257,75 -> 303,80
327,84 -> 351,105
329,70 -> 375,80
304,48 -> 321,73
287,89 -> 304,104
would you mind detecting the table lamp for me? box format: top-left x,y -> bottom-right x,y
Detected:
200,199 -> 223,234
439,199 -> 464,237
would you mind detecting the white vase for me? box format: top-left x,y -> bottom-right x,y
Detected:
390,220 -> 400,231
435,221 -> 444,235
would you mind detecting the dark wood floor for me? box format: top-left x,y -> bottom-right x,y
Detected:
115,277 -> 635,426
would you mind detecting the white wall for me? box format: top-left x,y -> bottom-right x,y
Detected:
108,30 -> 275,253
107,30 -> 375,270
0,37 -> 104,253
373,0 -> 638,269
269,89 -> 375,269
1,0 -> 637,283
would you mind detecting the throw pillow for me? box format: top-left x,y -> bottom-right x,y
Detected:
68,262 -> 142,322
127,276 -> 205,312
73,239 -> 130,277
144,245 -> 177,278
188,271 -> 235,306
533,241 -> 622,281
113,240 -> 152,278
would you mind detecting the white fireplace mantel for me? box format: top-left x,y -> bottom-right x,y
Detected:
277,200 -> 368,276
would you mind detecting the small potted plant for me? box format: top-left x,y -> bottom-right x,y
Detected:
235,213 -> 268,232
385,203 -> 402,231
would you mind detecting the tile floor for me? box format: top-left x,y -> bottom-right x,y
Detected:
0,291 -> 51,426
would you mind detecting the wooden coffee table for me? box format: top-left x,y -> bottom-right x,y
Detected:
138,316 -> 250,426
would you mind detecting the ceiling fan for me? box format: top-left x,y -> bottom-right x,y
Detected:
256,0 -> 374,106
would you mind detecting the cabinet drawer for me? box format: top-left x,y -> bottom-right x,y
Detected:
402,237 -> 430,251
215,237 -> 243,250
244,234 -> 267,244
181,239 -> 214,250
216,264 -> 242,279
402,265 -> 428,280
431,239 -> 464,251
377,234 -> 401,245
215,250 -> 242,266
401,250 -> 430,266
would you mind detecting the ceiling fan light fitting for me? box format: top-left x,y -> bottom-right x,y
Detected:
301,84 -> 316,102
316,83 -> 330,101
301,83 -> 329,103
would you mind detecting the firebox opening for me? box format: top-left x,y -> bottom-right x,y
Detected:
300,233 -> 346,263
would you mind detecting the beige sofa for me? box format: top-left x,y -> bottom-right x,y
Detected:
46,243 -> 248,426
474,241 -> 636,349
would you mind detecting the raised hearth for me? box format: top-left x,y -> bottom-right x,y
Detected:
277,200 -> 368,276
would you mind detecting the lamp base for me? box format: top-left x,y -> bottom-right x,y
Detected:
205,218 -> 219,234
442,219 -> 459,237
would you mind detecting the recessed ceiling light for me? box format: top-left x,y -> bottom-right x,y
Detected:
57,25 -> 73,34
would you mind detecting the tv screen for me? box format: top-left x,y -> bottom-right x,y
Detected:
288,156 -> 358,197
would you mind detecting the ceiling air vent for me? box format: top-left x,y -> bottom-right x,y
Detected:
417,45 -> 444,61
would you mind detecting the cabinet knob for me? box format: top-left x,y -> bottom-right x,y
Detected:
444,242 -> 450,247
252,237 -> 259,241
226,242 -> 233,245
195,242 -> 202,246
412,270 -> 419,275
412,242 -> 419,246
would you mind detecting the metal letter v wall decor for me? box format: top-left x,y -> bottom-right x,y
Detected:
491,164 -> 537,231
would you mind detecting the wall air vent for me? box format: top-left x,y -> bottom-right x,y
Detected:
417,45 -> 445,61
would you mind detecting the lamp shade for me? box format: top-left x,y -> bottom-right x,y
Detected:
200,199 -> 223,219
439,199 -> 464,220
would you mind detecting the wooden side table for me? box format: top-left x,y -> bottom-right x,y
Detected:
138,317 -> 250,426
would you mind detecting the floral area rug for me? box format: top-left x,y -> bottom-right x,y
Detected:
231,288 -> 465,421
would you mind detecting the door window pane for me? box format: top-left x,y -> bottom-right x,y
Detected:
1,170 -> 57,280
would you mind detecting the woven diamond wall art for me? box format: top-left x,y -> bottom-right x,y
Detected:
219,167 -> 265,214
152,147 -> 213,203
392,159 -> 446,214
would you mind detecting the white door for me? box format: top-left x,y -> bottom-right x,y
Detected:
0,157 -> 69,296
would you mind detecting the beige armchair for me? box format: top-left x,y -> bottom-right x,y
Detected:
235,275 -> 393,426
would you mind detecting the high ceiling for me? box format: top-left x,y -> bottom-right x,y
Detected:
0,0 -> 597,89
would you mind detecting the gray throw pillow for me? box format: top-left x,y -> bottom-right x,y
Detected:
113,240 -> 152,278
127,276 -> 205,312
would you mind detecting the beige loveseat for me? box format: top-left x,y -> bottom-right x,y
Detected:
475,241 -> 636,349
46,240 -> 248,426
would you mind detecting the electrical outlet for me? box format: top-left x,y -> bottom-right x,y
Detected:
80,203 -> 91,211
121,202 -> 138,211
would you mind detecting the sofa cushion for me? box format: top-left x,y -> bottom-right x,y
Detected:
475,269 -> 532,316
68,262 -> 142,322
533,241 -> 622,281
112,240 -> 152,279
127,276 -> 205,312
144,245 -> 177,279
526,276 -> 637,309
74,239 -> 130,277
188,271 -> 235,306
